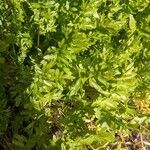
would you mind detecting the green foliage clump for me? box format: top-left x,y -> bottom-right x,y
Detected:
0,0 -> 150,149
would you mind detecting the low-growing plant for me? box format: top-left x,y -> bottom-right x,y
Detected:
0,0 -> 150,149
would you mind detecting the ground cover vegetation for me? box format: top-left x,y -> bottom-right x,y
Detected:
0,0 -> 150,149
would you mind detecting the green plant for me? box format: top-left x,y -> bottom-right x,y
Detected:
0,0 -> 150,149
